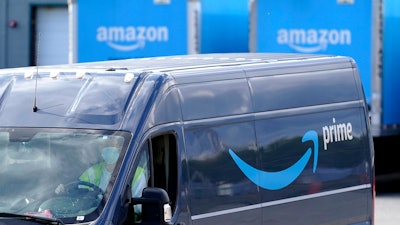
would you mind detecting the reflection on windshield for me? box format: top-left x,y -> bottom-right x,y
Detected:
0,128 -> 130,224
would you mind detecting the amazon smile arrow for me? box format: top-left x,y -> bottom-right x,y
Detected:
229,130 -> 319,190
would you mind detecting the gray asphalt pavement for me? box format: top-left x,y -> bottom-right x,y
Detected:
376,192 -> 400,225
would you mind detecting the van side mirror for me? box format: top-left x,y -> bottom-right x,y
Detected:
132,187 -> 172,225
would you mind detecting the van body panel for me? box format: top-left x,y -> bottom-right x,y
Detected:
0,53 -> 374,225
149,85 -> 183,127
179,78 -> 252,120
249,68 -> 360,111
256,107 -> 371,224
260,188 -> 371,224
184,119 -> 261,225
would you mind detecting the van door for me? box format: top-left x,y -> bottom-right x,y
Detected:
123,128 -> 190,225
184,121 -> 261,225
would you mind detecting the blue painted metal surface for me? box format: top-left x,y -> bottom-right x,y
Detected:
382,0 -> 400,126
200,0 -> 249,53
254,0 -> 373,105
77,0 -> 188,62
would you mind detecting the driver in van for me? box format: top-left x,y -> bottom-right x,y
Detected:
55,147 -> 148,196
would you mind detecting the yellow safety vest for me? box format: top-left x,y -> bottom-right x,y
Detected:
79,162 -> 107,186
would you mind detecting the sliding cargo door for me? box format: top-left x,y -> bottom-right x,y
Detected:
185,121 -> 261,225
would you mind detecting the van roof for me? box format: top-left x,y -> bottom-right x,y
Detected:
1,53 -> 329,73
0,53 -> 355,130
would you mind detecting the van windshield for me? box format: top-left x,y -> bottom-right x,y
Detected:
0,127 -> 131,224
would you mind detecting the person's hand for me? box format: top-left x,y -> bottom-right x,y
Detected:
55,184 -> 65,194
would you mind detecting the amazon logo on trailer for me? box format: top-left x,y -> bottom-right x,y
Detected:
96,26 -> 169,51
276,28 -> 352,53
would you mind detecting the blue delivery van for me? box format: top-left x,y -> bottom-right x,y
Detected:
0,53 -> 374,225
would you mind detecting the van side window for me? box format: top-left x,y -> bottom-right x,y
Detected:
129,133 -> 178,222
131,145 -> 150,199
150,133 -> 178,211
130,133 -> 178,213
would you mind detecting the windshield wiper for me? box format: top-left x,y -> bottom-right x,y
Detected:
0,212 -> 64,225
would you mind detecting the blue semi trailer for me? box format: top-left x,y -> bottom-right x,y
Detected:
250,0 -> 400,138
68,0 -> 199,62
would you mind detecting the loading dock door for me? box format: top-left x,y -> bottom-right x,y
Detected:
35,6 -> 68,66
